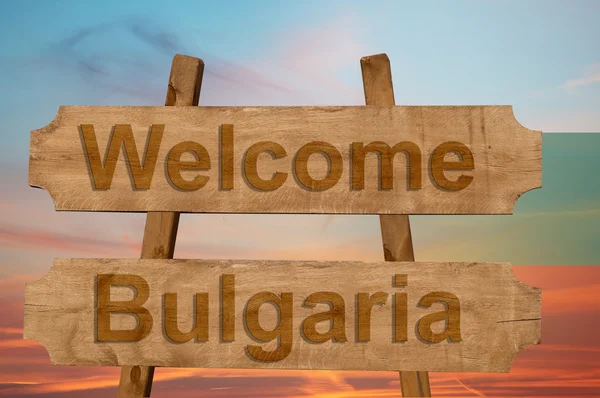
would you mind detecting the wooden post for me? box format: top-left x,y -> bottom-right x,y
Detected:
360,53 -> 432,397
117,54 -> 204,398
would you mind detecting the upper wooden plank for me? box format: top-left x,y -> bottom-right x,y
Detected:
29,105 -> 541,214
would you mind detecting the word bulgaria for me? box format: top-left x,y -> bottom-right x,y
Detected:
82,123 -> 475,192
97,273 -> 462,362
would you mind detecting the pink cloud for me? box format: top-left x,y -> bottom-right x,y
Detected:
0,224 -> 138,257
261,11 -> 368,105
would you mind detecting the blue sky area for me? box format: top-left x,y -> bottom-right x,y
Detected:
0,0 -> 598,272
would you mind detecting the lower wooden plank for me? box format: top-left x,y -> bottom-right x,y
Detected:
24,258 -> 541,372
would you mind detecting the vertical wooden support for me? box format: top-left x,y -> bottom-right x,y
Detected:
360,53 -> 432,397
117,54 -> 204,398
116,51 -> 428,397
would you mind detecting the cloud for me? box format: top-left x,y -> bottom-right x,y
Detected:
453,378 -> 487,396
513,266 -> 600,290
0,327 -> 22,335
264,11 -> 367,105
529,110 -> 600,132
0,223 -> 139,257
0,212 -> 384,277
512,100 -> 600,132
0,338 -> 39,350
561,64 -> 600,90
0,274 -> 41,297
520,64 -> 600,132
2,11 -> 375,109
126,22 -> 182,57
6,16 -> 300,106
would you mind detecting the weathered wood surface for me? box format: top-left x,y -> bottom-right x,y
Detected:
29,105 -> 541,214
361,53 -> 432,396
118,53 -> 204,398
24,258 -> 541,372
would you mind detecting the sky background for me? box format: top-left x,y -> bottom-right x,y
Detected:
0,0 -> 599,397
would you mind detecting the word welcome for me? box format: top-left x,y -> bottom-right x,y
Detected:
81,124 -> 475,192
97,273 -> 462,362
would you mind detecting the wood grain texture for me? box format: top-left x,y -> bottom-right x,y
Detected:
118,53 -> 204,398
361,53 -> 431,397
400,371 -> 432,397
24,258 -> 541,373
29,105 -> 542,214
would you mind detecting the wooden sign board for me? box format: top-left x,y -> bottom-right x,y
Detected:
24,258 -> 541,372
29,105 -> 541,214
